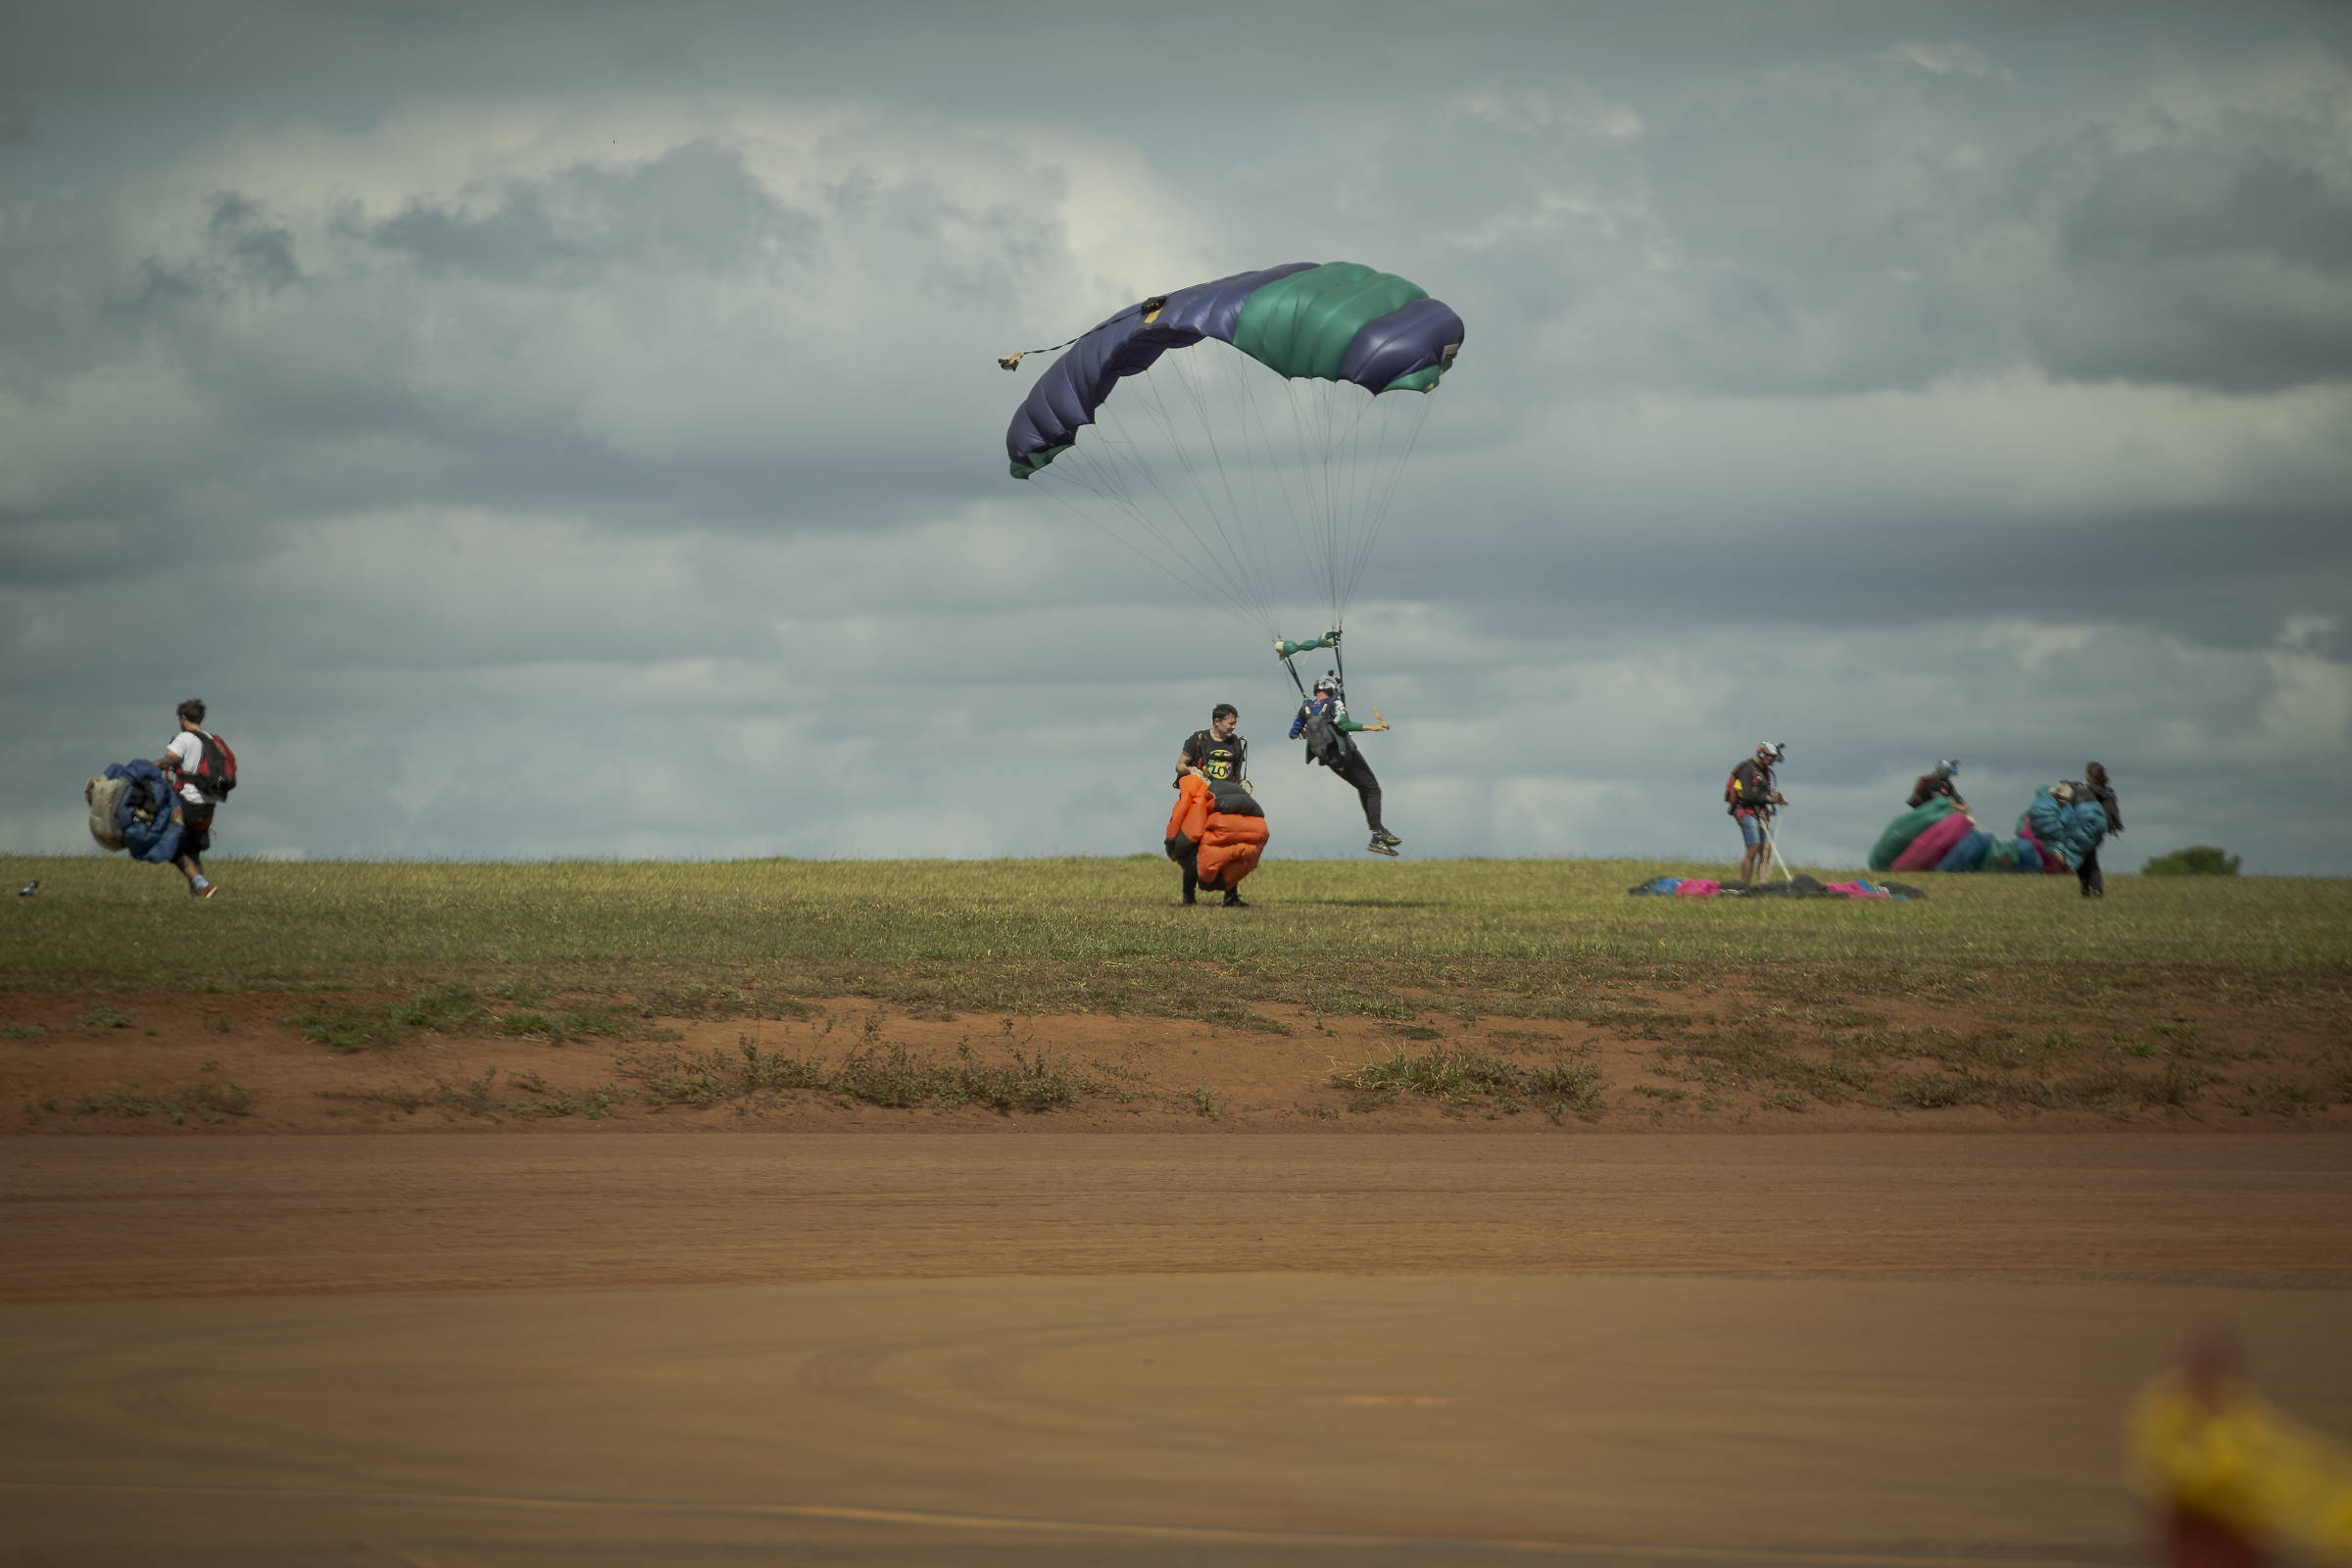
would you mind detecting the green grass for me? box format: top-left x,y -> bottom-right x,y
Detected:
4,856 -> 2348,1030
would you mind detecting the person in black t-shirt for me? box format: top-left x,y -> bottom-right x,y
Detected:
1178,704 -> 1248,787
1175,705 -> 1249,906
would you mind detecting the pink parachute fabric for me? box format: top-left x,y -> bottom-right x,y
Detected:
1891,811 -> 1975,872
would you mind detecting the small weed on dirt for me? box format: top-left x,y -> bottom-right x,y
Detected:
297,986 -> 490,1052
1334,1045 -> 1605,1118
498,1008 -> 626,1045
75,1078 -> 254,1125
615,1034 -> 1106,1115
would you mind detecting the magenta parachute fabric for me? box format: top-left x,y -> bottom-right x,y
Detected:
1892,812 -> 1975,872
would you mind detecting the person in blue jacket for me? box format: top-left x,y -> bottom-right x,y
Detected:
1290,675 -> 1398,856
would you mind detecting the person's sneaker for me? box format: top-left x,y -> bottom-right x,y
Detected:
1375,829 -> 1402,847
1367,836 -> 1399,857
191,879 -> 218,900
1222,892 -> 1250,907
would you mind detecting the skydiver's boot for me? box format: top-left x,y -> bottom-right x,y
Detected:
1367,835 -> 1399,858
1223,888 -> 1250,907
1181,866 -> 1200,906
1375,829 -> 1401,848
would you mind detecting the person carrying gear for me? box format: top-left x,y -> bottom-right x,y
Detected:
1289,673 -> 1397,857
153,698 -> 233,899
1907,760 -> 1967,810
1170,703 -> 1258,905
1726,742 -> 1788,885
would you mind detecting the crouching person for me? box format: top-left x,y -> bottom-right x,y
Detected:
1165,774 -> 1269,907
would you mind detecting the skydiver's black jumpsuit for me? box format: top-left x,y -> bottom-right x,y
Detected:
1291,696 -> 1387,837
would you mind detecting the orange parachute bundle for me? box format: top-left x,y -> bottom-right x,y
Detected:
1165,774 -> 1268,892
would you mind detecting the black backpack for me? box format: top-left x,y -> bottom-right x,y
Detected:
185,731 -> 238,802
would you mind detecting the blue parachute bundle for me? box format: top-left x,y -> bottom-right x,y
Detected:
1936,828 -> 1994,872
2023,786 -> 2109,871
103,760 -> 184,863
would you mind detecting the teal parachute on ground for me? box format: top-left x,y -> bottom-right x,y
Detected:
1867,787 -> 2109,873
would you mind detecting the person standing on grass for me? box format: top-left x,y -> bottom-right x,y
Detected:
2079,761 -> 2122,899
1725,743 -> 1786,885
153,698 -> 226,899
1175,704 -> 1249,906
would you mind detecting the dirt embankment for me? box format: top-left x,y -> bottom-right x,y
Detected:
5,982 -> 2345,1135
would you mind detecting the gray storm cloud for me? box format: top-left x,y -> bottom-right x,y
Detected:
3,1 -> 2347,872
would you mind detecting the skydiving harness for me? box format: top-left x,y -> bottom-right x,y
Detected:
1277,628 -> 1385,768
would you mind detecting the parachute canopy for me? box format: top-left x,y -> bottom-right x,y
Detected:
1002,262 -> 1463,641
1866,788 -> 2109,874
1006,262 -> 1462,478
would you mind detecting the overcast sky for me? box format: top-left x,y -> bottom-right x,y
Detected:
5,0 -> 2348,872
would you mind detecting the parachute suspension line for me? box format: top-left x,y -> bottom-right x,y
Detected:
1034,465 -> 1268,640
1339,390 -> 1432,614
1142,355 -> 1295,638
1281,650 -> 1310,700
1279,376 -> 1339,627
1222,347 -> 1322,632
1045,399 -> 1276,636
1103,364 -> 1282,636
1160,350 -> 1286,631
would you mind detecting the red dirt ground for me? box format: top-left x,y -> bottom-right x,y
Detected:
6,990 -> 2346,1135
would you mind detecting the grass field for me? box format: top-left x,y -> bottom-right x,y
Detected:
5,854 -> 2348,1130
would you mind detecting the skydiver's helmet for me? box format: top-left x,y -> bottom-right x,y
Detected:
1314,675 -> 1341,698
1936,759 -> 1960,776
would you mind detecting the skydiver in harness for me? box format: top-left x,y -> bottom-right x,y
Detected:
1278,630 -> 1399,857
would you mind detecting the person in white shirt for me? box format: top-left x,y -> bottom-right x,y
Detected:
152,698 -> 221,899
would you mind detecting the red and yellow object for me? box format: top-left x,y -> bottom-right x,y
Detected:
2131,1373 -> 2352,1563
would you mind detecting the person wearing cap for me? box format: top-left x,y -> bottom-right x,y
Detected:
1725,742 -> 1787,885
1907,760 -> 1968,810
1289,674 -> 1398,857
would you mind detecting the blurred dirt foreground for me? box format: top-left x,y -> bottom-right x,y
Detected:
3,1133 -> 2349,1565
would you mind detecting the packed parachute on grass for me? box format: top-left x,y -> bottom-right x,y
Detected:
1164,774 -> 1268,899
1627,875 -> 1926,901
1866,785 -> 2110,875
